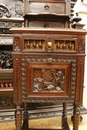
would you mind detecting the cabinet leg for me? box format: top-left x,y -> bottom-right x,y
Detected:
73,104 -> 80,130
62,103 -> 70,130
22,103 -> 28,130
15,105 -> 22,130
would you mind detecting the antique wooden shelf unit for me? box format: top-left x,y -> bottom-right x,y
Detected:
10,0 -> 87,130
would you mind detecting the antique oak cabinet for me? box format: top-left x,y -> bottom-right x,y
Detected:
0,0 -> 87,122
10,27 -> 87,130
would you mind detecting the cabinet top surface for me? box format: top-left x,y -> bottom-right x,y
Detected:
10,28 -> 87,35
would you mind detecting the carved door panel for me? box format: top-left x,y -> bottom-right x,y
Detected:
21,55 -> 76,103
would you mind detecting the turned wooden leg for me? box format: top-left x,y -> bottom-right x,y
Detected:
73,104 -> 80,130
22,103 -> 28,130
15,105 -> 22,130
62,102 -> 67,129
62,103 -> 70,130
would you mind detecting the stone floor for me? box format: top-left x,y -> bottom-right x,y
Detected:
0,87 -> 87,130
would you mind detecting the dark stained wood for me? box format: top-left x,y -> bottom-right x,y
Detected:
11,27 -> 87,130
0,1 -> 87,130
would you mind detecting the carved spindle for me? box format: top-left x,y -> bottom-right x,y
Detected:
27,40 -> 30,49
9,82 -> 12,87
39,40 -> 42,49
0,83 -> 4,87
5,83 -> 8,87
62,41 -> 66,50
56,40 -> 60,50
33,40 -> 36,49
68,41 -> 72,50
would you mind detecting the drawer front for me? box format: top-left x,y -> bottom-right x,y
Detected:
29,2 -> 65,14
22,55 -> 76,103
19,35 -> 77,53
29,21 -> 65,28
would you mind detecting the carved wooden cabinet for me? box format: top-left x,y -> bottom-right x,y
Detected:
10,27 -> 87,130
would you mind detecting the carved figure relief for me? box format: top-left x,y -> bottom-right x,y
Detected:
22,56 -> 76,102
33,69 -> 65,92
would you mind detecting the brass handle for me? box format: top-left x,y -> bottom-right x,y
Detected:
48,58 -> 52,63
47,41 -> 52,47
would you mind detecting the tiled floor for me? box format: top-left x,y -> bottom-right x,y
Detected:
0,87 -> 87,130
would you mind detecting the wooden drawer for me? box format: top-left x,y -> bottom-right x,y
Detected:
24,0 -> 70,15
18,34 -> 77,53
24,13 -> 70,28
29,2 -> 64,14
28,20 -> 66,28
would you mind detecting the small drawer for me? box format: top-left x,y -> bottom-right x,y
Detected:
29,21 -> 65,28
29,2 -> 65,14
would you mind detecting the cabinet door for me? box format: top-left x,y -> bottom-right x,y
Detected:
22,55 -> 76,103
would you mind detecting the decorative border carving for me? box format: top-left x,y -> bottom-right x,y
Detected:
13,37 -> 20,52
76,57 -> 85,104
78,36 -> 85,53
13,55 -> 22,104
0,22 -> 22,28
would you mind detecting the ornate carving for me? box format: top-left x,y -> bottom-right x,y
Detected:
78,37 -> 85,53
22,56 -> 76,103
0,52 -> 13,69
0,34 -> 13,45
0,4 -> 11,18
0,22 -> 22,28
24,98 -> 74,103
24,40 -> 45,50
0,82 -> 13,88
24,39 -> 75,51
33,69 -> 65,92
15,2 -> 23,16
13,37 -> 20,52
13,55 -> 22,104
55,40 -> 75,50
0,1 -> 24,18
76,57 -> 84,104
0,95 -> 14,109
0,28 -> 11,34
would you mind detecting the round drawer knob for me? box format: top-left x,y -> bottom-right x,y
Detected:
48,58 -> 52,63
44,5 -> 50,12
